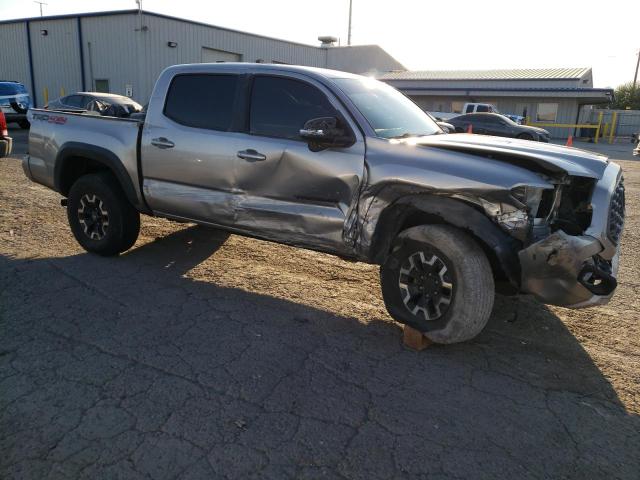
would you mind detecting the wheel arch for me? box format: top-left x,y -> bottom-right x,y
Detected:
368,193 -> 521,288
54,142 -> 141,210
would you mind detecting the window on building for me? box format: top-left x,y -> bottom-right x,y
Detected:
537,103 -> 558,122
94,79 -> 109,93
250,76 -> 336,140
451,101 -> 464,114
164,74 -> 239,131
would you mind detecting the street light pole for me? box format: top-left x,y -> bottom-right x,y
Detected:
633,48 -> 640,90
347,0 -> 353,46
34,1 -> 47,17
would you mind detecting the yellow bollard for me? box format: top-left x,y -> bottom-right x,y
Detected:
60,87 -> 65,97
594,111 -> 603,144
609,112 -> 617,144
43,87 -> 48,105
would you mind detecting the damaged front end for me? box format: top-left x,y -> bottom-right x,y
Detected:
512,162 -> 625,307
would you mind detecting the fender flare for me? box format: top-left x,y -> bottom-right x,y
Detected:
54,142 -> 141,209
368,194 -> 521,286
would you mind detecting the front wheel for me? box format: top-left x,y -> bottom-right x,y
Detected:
517,132 -> 534,141
67,172 -> 140,256
380,225 -> 494,344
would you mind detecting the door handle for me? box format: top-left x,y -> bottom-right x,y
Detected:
151,137 -> 175,149
237,149 -> 266,161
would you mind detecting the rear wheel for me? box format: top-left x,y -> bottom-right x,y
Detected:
67,172 -> 140,256
380,225 -> 494,344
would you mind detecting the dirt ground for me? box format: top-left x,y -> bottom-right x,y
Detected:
1,136 -> 639,478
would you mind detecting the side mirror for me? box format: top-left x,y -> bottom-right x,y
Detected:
436,122 -> 453,134
299,116 -> 353,151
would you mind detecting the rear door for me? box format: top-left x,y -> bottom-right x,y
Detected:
140,72 -> 244,225
231,73 -> 366,253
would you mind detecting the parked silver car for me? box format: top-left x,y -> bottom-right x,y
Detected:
46,92 -> 143,118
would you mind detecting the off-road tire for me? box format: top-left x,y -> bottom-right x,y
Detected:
67,172 -> 140,256
380,225 -> 494,344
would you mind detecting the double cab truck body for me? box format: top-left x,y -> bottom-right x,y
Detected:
23,63 -> 625,344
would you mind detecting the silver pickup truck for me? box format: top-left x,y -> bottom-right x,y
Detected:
23,63 -> 625,344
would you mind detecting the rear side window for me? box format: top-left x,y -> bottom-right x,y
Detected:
164,74 -> 239,131
250,76 -> 336,140
476,105 -> 490,112
65,95 -> 86,108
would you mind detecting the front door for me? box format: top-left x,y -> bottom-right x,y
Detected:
231,74 -> 366,254
140,72 -> 244,225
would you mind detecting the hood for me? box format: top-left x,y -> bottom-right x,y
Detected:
411,133 -> 608,179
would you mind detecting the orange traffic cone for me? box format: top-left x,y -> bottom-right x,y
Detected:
467,123 -> 473,134
566,135 -> 573,147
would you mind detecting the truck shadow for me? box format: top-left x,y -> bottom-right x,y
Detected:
2,225 -> 639,478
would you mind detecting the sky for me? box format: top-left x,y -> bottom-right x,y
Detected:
0,0 -> 638,88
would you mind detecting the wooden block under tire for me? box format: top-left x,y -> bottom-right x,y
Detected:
403,325 -> 432,351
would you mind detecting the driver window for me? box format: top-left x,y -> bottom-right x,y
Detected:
249,76 -> 336,140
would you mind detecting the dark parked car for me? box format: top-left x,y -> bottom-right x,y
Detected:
449,113 -> 550,142
45,92 -> 143,118
0,80 -> 32,129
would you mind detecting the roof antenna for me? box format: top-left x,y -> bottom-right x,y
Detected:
34,1 -> 47,17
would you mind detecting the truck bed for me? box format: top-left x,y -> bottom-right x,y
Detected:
24,109 -> 145,207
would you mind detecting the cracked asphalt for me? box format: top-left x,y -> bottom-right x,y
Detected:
1,129 -> 639,479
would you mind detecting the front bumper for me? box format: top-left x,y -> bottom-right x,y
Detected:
0,137 -> 12,158
519,162 -> 624,308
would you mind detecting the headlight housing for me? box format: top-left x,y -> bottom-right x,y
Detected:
511,185 -> 554,217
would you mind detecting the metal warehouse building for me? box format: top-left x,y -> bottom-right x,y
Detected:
0,9 -> 404,107
378,68 -> 613,138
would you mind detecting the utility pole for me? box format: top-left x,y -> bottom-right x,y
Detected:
34,1 -> 47,17
633,48 -> 640,90
347,0 -> 353,46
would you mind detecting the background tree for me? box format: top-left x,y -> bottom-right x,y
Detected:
610,81 -> 640,110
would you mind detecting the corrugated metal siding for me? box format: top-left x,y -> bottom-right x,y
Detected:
0,11 -> 400,106
0,22 -> 31,96
326,45 -> 405,75
29,18 -> 82,106
78,12 -> 328,103
591,110 -> 640,137
80,14 -> 146,103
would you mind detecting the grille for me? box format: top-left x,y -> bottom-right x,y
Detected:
607,177 -> 625,245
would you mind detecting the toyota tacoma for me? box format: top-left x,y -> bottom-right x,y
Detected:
23,63 -> 625,344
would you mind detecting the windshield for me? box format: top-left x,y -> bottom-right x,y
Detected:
333,77 -> 441,139
499,114 -> 518,126
94,95 -> 143,110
